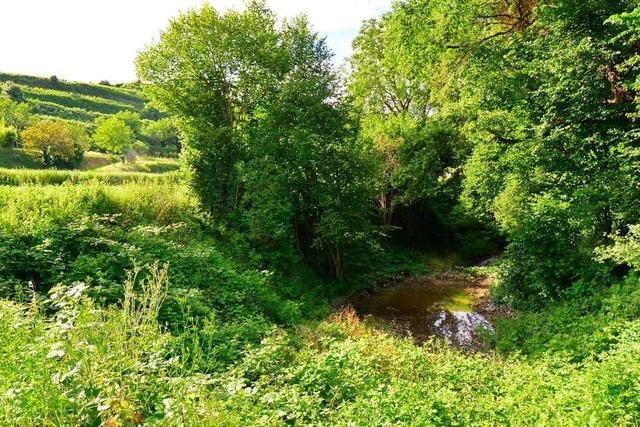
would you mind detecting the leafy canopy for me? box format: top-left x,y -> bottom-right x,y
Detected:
93,116 -> 134,155
20,121 -> 89,168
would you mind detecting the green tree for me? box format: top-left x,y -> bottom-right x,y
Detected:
93,116 -> 134,155
138,3 -> 379,277
349,3 -> 471,234
21,121 -> 89,167
351,0 -> 639,302
113,111 -> 143,138
0,96 -> 31,131
142,117 -> 180,155
242,16 -> 379,276
137,1 -> 283,214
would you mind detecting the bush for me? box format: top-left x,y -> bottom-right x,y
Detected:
131,140 -> 149,155
0,123 -> 17,148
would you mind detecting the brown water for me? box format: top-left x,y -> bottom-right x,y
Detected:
352,277 -> 490,344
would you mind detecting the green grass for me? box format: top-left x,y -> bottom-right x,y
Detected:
97,157 -> 180,173
0,167 -> 182,186
79,151 -> 113,170
0,148 -> 44,169
1,148 -> 115,171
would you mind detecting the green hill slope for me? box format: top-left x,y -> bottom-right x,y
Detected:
0,72 -> 160,129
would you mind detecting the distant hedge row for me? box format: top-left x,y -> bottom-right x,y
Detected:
31,114 -> 96,132
22,86 -> 139,116
28,99 -> 106,123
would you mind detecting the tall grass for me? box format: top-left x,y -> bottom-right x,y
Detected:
96,157 -> 180,174
0,167 -> 182,186
0,181 -> 195,232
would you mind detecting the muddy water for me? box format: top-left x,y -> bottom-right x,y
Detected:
352,276 -> 493,347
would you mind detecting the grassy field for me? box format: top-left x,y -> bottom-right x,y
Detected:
96,157 -> 180,173
0,147 -> 178,174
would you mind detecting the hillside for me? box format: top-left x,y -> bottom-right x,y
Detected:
0,72 -> 160,130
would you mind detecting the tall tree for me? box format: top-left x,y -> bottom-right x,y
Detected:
136,1 -> 282,214
137,2 -> 379,277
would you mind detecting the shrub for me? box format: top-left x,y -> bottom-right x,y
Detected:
0,123 -> 17,148
131,140 -> 149,155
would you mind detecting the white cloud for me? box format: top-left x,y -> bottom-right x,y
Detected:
1,0 -> 391,82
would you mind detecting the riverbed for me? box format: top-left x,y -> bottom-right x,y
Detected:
351,274 -> 495,348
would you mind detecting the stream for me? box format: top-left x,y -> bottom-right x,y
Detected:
351,274 -> 495,349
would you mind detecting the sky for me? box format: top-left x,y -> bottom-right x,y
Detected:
1,0 -> 391,83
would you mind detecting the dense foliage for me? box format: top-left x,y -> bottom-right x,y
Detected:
350,0 -> 640,305
1,0 -> 640,425
137,2 -> 379,277
20,121 -> 89,168
93,116 -> 134,155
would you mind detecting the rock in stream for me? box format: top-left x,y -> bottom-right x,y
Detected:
431,311 -> 493,348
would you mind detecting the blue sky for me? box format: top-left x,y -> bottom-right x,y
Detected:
1,0 -> 391,83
